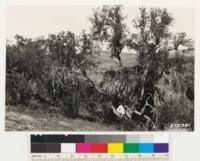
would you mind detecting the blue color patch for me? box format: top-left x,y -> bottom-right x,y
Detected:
138,143 -> 154,153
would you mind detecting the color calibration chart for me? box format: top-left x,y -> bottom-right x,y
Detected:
30,134 -> 170,161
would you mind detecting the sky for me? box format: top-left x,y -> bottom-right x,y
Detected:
7,5 -> 195,41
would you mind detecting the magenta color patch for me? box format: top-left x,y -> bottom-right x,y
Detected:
76,143 -> 92,153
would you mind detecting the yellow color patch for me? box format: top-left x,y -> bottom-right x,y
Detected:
108,143 -> 123,153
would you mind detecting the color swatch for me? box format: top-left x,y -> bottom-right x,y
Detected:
31,135 -> 169,154
108,143 -> 123,153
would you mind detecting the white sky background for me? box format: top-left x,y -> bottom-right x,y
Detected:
7,5 -> 195,41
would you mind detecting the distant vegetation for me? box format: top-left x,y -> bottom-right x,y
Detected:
6,6 -> 194,131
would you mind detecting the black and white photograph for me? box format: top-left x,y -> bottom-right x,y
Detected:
5,5 -> 194,131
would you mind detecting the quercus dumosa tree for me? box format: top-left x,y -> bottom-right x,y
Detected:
128,7 -> 174,109
172,32 -> 193,73
90,5 -> 127,69
89,5 -> 134,107
47,30 -> 106,117
129,8 -> 193,112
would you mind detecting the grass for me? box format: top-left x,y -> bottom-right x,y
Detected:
5,105 -> 117,131
89,52 -> 137,83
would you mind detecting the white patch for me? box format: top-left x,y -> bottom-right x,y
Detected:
116,105 -> 126,115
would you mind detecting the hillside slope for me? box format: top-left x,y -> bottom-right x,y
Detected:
5,108 -> 117,131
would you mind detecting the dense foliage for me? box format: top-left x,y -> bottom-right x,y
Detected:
6,6 -> 194,130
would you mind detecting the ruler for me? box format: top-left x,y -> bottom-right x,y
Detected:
31,153 -> 169,161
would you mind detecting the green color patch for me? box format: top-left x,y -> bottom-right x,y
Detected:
124,143 -> 139,153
